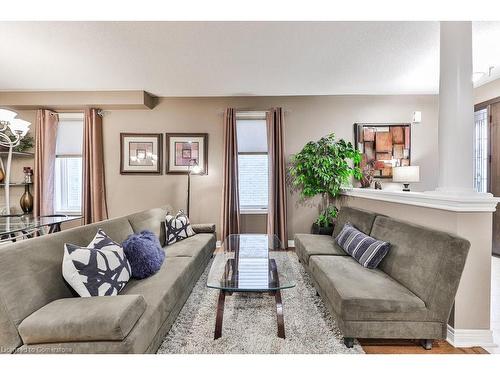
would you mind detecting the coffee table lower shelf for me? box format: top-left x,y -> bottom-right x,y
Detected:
213,258 -> 286,339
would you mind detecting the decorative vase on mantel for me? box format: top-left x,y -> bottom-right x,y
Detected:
20,184 -> 33,214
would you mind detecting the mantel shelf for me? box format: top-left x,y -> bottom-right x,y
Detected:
341,187 -> 500,212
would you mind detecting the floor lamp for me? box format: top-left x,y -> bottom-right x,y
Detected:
0,109 -> 31,215
187,159 -> 202,218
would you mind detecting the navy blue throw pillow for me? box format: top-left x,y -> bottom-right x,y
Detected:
335,223 -> 390,269
122,230 -> 165,279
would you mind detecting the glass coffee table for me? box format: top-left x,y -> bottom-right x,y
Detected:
207,234 -> 296,339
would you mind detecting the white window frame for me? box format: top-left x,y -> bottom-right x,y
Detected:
55,157 -> 83,215
54,112 -> 84,216
236,111 -> 269,214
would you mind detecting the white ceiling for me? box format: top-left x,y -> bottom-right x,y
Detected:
0,21 -> 499,97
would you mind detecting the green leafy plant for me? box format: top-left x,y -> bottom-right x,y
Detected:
0,131 -> 34,153
13,135 -> 34,152
288,133 -> 362,227
316,205 -> 339,227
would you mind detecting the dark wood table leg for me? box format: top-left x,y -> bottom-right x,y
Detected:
274,289 -> 285,339
214,290 -> 226,339
270,259 -> 285,339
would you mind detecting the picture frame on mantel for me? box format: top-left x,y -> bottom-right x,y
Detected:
120,133 -> 163,174
353,123 -> 411,179
166,133 -> 208,175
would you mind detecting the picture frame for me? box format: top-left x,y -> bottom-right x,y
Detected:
166,133 -> 208,175
353,123 -> 411,179
120,133 -> 163,174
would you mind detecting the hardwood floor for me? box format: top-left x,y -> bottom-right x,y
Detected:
358,339 -> 488,354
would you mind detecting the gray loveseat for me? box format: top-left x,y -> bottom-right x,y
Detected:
295,207 -> 470,349
0,206 -> 216,354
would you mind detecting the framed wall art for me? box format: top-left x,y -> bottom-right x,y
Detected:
353,123 -> 411,178
166,133 -> 208,174
120,133 -> 163,174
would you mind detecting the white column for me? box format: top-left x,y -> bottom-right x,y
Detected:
437,21 -> 475,194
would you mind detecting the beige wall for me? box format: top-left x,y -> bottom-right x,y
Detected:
475,78 -> 500,104
1,94 -> 439,239
102,95 -> 439,239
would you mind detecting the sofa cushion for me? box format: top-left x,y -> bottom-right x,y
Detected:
77,217 -> 136,245
165,210 -> 196,246
370,216 -> 470,318
335,223 -> 390,269
127,206 -> 172,246
332,207 -> 379,238
164,233 -> 215,258
119,256 -> 195,350
123,230 -> 165,279
191,223 -> 216,234
294,234 -> 347,264
309,256 -> 427,321
18,295 -> 146,344
62,229 -> 132,297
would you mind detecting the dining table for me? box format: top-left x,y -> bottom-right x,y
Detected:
0,214 -> 82,242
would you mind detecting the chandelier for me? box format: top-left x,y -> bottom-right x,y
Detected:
0,109 -> 31,215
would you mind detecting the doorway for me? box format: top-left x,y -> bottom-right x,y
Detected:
475,101 -> 500,256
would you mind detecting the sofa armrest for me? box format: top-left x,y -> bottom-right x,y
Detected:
192,223 -> 216,234
18,295 -> 146,344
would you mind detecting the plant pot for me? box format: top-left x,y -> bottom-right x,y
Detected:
311,223 -> 334,236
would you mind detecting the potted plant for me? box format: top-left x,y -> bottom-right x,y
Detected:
288,133 -> 362,235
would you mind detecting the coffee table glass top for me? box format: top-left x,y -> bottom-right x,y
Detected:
207,234 -> 296,292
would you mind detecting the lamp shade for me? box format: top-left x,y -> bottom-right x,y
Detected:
8,118 -> 31,138
393,166 -> 420,183
0,109 -> 18,123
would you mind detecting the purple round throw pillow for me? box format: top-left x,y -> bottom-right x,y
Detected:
122,230 -> 165,279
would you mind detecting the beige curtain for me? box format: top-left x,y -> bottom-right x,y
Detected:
34,109 -> 59,217
267,107 -> 288,249
221,108 -> 240,239
82,108 -> 108,224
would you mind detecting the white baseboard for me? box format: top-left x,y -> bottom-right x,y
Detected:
446,325 -> 496,348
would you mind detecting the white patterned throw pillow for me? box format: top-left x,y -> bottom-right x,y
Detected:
62,229 -> 132,297
164,210 -> 195,246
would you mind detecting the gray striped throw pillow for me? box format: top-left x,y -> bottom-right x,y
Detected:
335,223 -> 390,269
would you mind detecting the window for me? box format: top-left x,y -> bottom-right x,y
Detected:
474,108 -> 489,193
236,113 -> 269,213
54,113 -> 84,214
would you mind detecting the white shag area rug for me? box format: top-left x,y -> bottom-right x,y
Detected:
157,252 -> 364,354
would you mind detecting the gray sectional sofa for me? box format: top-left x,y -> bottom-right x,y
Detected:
295,206 -> 470,349
0,206 -> 216,354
